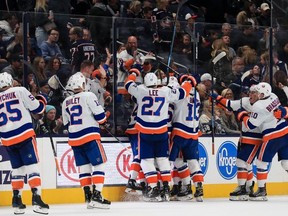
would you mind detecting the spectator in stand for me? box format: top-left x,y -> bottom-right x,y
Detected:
237,45 -> 258,70
89,0 -> 113,53
183,12 -> 197,37
126,0 -> 142,18
37,105 -> 63,135
208,38 -> 233,94
199,99 -> 225,135
44,56 -> 62,78
32,56 -> 47,84
272,70 -> 288,106
226,56 -> 245,99
40,28 -> 65,62
222,35 -> 236,59
219,88 -> 241,135
232,21 -> 259,52
236,0 -> 258,28
0,12 -> 19,42
259,27 -> 278,55
0,27 -> 9,68
69,26 -> 97,73
152,0 -> 174,54
242,64 -> 261,88
278,40 -> 288,65
38,79 -> 52,104
257,3 -> 271,27
34,0 -> 56,48
1,54 -> 23,82
273,51 -> 288,76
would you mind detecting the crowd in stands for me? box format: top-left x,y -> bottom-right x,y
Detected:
1,0 -> 288,136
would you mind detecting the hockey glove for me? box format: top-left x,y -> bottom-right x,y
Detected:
35,94 -> 47,105
274,106 -> 288,119
129,68 -> 141,77
236,109 -> 249,122
209,93 -> 231,111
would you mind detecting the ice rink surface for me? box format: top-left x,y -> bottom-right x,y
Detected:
1,196 -> 288,216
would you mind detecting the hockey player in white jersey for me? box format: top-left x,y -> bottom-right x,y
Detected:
125,69 -> 195,201
0,72 -> 49,214
236,82 -> 288,201
62,72 -> 111,209
169,74 -> 204,202
211,85 -> 262,201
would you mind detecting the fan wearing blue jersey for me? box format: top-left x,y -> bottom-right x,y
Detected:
62,72 -> 111,209
0,72 -> 49,215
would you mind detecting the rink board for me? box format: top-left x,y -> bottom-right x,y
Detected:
1,136 -> 288,205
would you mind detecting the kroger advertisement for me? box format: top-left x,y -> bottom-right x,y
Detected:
0,137 -> 287,190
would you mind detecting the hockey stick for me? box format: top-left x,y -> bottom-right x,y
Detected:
48,131 -> 61,176
167,0 -> 188,80
102,125 -> 132,152
211,51 -> 227,155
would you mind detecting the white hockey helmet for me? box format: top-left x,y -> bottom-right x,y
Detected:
144,72 -> 158,87
66,72 -> 86,91
0,72 -> 13,89
168,76 -> 180,88
255,82 -> 271,98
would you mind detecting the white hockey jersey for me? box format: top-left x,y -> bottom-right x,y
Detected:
172,88 -> 201,139
0,87 -> 45,146
125,80 -> 188,134
62,91 -> 106,146
229,97 -> 262,145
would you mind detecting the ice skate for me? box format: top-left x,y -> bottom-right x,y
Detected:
83,186 -> 92,209
125,179 -> 143,195
177,184 -> 192,201
143,186 -> 162,202
249,185 -> 267,201
88,190 -> 111,209
160,181 -> 170,202
246,181 -> 255,196
229,185 -> 248,201
12,190 -> 26,215
170,182 -> 181,201
194,182 -> 204,202
31,188 -> 49,215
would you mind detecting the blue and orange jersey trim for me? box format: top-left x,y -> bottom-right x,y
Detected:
68,127 -> 101,146
0,123 -> 35,146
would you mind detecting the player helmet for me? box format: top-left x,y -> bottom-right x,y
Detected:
255,82 -> 271,98
144,72 -> 158,87
168,76 -> 180,88
66,72 -> 86,91
0,72 -> 13,89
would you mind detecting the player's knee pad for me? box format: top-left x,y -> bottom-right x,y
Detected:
187,159 -> 201,173
79,164 -> 92,174
92,163 -> 106,173
236,158 -> 249,170
174,158 -> 186,169
25,163 -> 40,176
156,157 -> 171,171
281,160 -> 288,171
12,166 -> 26,176
141,158 -> 156,174
255,159 -> 268,170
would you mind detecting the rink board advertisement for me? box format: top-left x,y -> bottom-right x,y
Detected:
1,136 -> 288,191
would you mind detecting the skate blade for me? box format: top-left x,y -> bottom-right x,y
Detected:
195,196 -> 203,202
88,201 -> 111,209
33,205 -> 49,215
143,196 -> 162,202
125,188 -> 143,195
229,195 -> 248,201
14,207 -> 25,215
249,196 -> 268,201
161,194 -> 170,202
177,195 -> 193,201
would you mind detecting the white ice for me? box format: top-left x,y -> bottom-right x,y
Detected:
1,196 -> 288,216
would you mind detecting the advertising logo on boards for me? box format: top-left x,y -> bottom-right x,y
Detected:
216,141 -> 237,180
116,147 -> 133,179
198,142 -> 208,175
